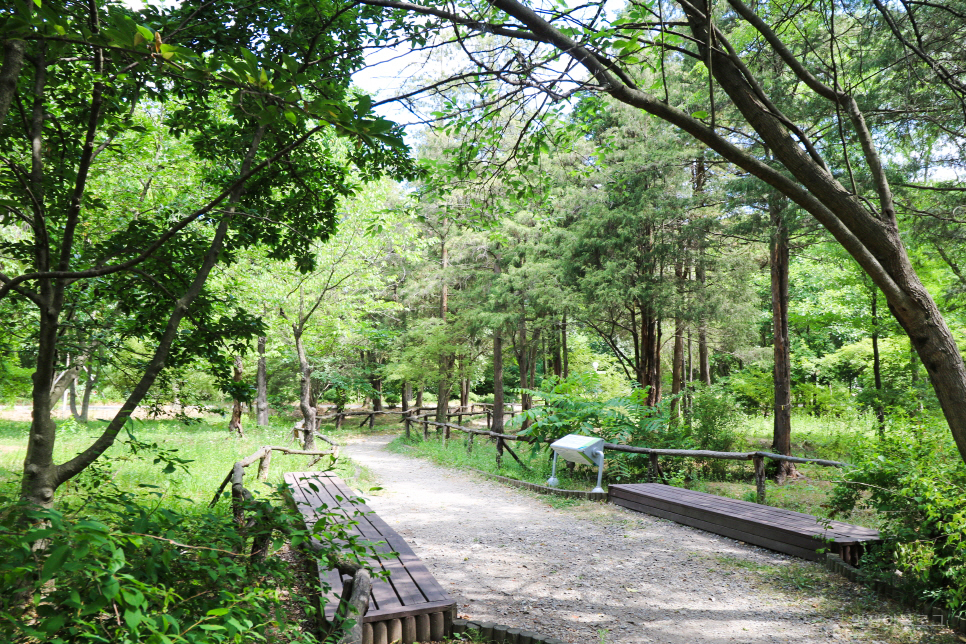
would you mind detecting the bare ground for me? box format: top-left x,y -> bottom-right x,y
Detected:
344,435 -> 959,644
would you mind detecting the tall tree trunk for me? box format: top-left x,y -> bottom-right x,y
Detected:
696,258 -> 711,385
401,381 -> 410,415
416,387 -> 424,409
551,321 -> 562,377
435,376 -> 450,425
871,289 -> 885,435
229,355 -> 244,437
79,364 -> 96,423
493,328 -> 505,433
561,314 -> 569,378
770,197 -> 794,482
671,259 -> 686,417
294,329 -> 315,450
371,376 -> 383,411
69,377 -> 79,420
256,335 -> 268,425
640,302 -> 662,406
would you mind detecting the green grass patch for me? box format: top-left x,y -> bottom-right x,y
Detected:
0,415 -> 374,509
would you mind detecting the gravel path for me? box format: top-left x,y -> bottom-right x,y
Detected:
344,436 -> 934,644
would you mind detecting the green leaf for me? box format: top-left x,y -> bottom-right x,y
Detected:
135,24 -> 154,42
692,110 -> 709,119
40,545 -> 71,583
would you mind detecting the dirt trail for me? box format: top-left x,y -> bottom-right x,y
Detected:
344,436 -> 940,644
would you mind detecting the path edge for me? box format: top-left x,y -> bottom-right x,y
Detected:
467,468 -> 607,501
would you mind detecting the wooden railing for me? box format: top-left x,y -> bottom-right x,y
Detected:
208,444 -> 339,560
400,413 -> 849,503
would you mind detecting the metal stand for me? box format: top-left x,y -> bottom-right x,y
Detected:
546,452 -> 560,487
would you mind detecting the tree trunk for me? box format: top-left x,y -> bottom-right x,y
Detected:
672,316 -> 684,418
294,328 -> 316,451
435,377 -> 450,425
871,290 -> 885,435
696,261 -> 711,386
770,197 -> 794,482
561,314 -> 569,378
371,376 -> 383,411
493,328 -> 505,435
256,335 -> 268,425
401,381 -> 410,415
69,377 -> 79,420
79,364 -> 96,423
229,355 -> 244,437
416,387 -> 424,409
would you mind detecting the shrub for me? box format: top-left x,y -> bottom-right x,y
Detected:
829,426 -> 966,617
0,479 -> 379,642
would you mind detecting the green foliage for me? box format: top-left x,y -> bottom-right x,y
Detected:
0,476 -> 383,643
688,385 -> 741,453
829,426 -> 966,616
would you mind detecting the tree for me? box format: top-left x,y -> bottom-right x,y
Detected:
361,0 -> 966,464
0,0 -> 411,506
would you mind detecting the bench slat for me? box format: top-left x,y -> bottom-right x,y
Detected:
284,471 -> 456,627
298,474 -> 429,609
609,483 -> 879,563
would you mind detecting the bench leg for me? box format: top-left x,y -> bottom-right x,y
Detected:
362,623 -> 372,644
402,616 -> 416,643
388,618 -> 402,643
416,614 -> 431,641
372,621 -> 387,644
430,612 -> 444,640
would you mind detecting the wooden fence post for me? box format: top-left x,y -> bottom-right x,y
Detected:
649,453 -> 664,483
422,417 -> 429,441
257,449 -> 272,481
754,455 -> 766,504
404,415 -> 411,439
368,413 -> 374,430
486,409 -> 491,430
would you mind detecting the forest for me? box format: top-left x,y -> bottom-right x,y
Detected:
1,0 -> 965,641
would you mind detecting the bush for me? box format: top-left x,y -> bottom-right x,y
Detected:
829,426 -> 966,617
0,476 -> 379,643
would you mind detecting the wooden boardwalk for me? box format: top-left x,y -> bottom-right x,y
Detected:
285,472 -> 456,644
609,483 -> 880,565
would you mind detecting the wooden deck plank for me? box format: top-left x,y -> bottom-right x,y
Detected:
609,483 -> 879,561
284,472 -> 455,626
611,489 -> 845,551
292,474 -> 414,613
613,484 -> 879,540
303,475 -> 430,608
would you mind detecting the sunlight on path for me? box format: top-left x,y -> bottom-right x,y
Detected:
344,437 -> 854,644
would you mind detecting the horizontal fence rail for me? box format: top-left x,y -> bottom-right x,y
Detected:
400,410 -> 849,504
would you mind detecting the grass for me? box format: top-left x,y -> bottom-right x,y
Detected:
386,430 -> 605,492
0,415 -> 377,509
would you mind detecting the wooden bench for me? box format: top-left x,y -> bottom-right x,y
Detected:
609,483 -> 880,565
284,472 -> 456,644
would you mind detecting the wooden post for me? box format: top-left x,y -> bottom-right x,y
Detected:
423,417 -> 429,441
404,415 -> 411,439
368,412 -> 374,430
649,453 -> 665,483
754,454 -> 766,503
257,449 -> 272,481
466,433 -> 474,454
486,409 -> 491,430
